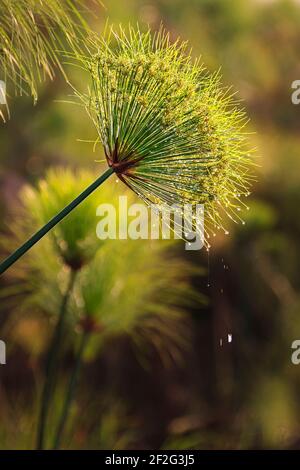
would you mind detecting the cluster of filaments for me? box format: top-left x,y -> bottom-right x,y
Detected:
81,27 -> 254,248
0,0 -> 92,101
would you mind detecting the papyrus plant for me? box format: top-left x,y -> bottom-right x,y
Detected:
77,26 -> 254,244
4,168 -> 202,449
0,0 -> 101,106
0,25 -> 253,275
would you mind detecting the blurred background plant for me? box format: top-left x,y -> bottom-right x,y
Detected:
1,168 -> 203,449
1,0 -> 300,451
0,0 -> 102,116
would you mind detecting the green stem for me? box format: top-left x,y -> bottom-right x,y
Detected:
36,269 -> 77,450
0,167 -> 114,275
53,329 -> 90,449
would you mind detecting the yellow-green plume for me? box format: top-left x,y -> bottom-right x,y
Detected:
77,25 -> 255,247
0,0 -> 101,102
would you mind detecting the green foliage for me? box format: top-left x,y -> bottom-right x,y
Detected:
6,168 -> 203,356
22,168 -> 105,269
2,0 -> 300,451
75,25 -> 254,247
0,0 -> 101,103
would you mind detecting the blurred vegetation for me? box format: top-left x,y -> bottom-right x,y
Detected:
1,0 -> 300,450
1,168 -> 202,448
0,0 -> 102,114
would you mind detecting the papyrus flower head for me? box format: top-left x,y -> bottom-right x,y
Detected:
78,26 -> 254,247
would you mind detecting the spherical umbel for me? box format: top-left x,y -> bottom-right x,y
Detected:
79,26 -> 254,245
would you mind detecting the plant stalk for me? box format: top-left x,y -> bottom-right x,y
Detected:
53,329 -> 90,449
36,269 -> 77,450
0,167 -> 114,275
